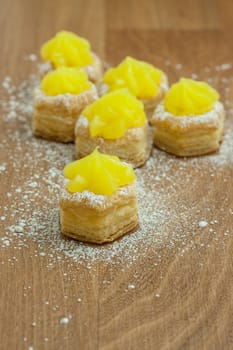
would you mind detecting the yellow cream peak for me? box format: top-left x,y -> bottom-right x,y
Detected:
82,89 -> 146,139
164,78 -> 220,116
64,148 -> 136,196
103,56 -> 163,98
40,31 -> 94,68
40,67 -> 92,96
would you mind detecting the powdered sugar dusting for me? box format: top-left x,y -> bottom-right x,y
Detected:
153,101 -> 224,127
59,316 -> 72,325
61,187 -> 107,208
61,183 -> 134,210
0,59 -> 233,269
34,84 -> 98,110
198,220 -> 208,228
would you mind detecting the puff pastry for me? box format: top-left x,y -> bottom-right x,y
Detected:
151,102 -> 225,156
32,86 -> 98,143
75,116 -> 153,168
85,52 -> 103,84
60,183 -> 138,244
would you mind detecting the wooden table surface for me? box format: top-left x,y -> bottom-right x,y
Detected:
1,0 -> 233,349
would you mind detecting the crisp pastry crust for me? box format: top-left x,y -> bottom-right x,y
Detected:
75,116 -> 153,168
98,73 -> 169,122
85,53 -> 103,83
60,183 -> 138,244
151,101 -> 225,156
32,85 -> 98,143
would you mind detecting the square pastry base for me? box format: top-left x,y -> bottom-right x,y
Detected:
75,116 -> 153,168
33,87 -> 97,143
60,183 -> 138,244
151,101 -> 225,157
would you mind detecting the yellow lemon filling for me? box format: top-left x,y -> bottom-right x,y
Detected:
103,56 -> 163,99
40,31 -> 94,68
164,78 -> 219,116
64,148 -> 136,196
82,89 -> 146,139
41,67 -> 92,96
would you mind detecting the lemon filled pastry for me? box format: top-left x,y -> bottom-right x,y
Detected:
60,148 -> 138,244
151,78 -> 225,156
75,89 -> 152,168
33,67 -> 98,143
100,56 -> 168,121
40,31 -> 103,83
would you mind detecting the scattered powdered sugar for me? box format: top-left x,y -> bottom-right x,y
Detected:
0,163 -> 6,173
34,83 -> 97,111
59,316 -> 71,325
2,76 -> 14,93
153,101 -> 223,128
127,284 -> 136,290
198,220 -> 208,228
24,54 -> 38,62
215,63 -> 232,71
61,187 -> 108,208
175,63 -> 183,70
191,73 -> 198,80
61,183 -> 134,210
0,59 -> 233,269
1,238 -> 10,247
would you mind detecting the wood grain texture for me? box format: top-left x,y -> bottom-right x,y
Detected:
1,0 -> 233,349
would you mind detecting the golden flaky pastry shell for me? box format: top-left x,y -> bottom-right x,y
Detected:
32,85 -> 98,143
150,101 -> 225,156
85,52 -> 103,83
75,115 -> 153,168
60,183 -> 138,244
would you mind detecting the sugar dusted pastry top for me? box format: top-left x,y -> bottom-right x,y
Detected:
82,89 -> 146,139
152,101 -> 224,131
41,67 -> 92,96
164,78 -> 220,116
64,148 -> 136,196
40,31 -> 94,68
103,56 -> 164,99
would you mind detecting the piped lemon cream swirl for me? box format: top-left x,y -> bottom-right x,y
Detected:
103,56 -> 163,99
82,89 -> 146,139
41,31 -> 93,68
40,67 -> 92,96
164,78 -> 219,116
64,148 -> 136,196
